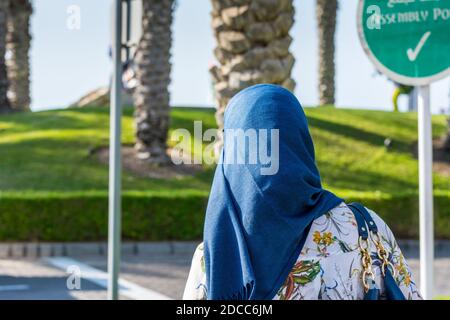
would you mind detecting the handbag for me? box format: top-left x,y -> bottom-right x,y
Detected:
347,203 -> 405,300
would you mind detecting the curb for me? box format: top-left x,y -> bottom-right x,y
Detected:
0,241 -> 200,259
0,240 -> 449,259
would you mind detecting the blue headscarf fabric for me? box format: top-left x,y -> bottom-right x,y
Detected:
203,84 -> 343,300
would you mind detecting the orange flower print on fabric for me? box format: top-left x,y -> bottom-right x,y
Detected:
313,231 -> 336,257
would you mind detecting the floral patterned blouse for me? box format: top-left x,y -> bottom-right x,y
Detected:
183,203 -> 422,300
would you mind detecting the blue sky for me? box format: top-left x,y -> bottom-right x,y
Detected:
30,0 -> 450,113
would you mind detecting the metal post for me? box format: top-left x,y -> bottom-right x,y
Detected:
108,0 -> 123,301
417,85 -> 434,300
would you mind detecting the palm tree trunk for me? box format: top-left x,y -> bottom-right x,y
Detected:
443,117 -> 450,151
316,0 -> 338,106
6,0 -> 32,112
0,0 -> 11,114
132,0 -> 174,163
210,0 -> 296,149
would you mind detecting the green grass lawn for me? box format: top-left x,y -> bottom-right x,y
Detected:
0,106 -> 449,241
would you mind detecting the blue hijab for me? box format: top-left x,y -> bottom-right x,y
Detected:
203,84 -> 343,300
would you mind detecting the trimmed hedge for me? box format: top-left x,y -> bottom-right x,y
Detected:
0,190 -> 449,241
0,192 -> 207,241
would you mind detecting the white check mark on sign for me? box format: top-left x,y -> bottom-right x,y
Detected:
407,31 -> 431,62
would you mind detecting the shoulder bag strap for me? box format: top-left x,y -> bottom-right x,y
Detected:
348,202 -> 405,300
347,203 -> 379,299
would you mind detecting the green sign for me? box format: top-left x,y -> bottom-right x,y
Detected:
358,0 -> 450,85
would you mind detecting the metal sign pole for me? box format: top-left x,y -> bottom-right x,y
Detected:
417,85 -> 434,300
107,0 -> 123,301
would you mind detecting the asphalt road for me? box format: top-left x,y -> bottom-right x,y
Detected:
0,259 -> 110,300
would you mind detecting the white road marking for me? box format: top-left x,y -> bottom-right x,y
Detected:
407,31 -> 431,62
0,284 -> 30,292
44,257 -> 172,300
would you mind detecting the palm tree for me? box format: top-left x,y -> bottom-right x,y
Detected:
0,0 -> 10,114
6,0 -> 32,112
316,0 -> 338,106
132,0 -> 174,163
210,0 -> 296,145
